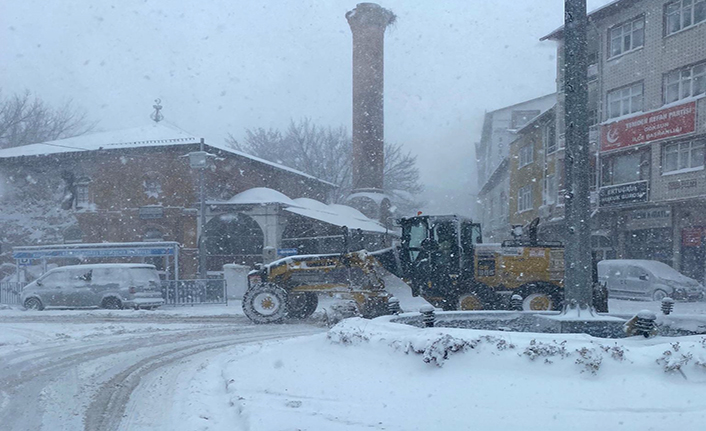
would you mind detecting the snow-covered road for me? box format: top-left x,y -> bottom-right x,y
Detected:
0,312 -> 323,431
2,293 -> 706,431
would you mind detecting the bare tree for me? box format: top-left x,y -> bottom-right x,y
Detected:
227,118 -> 424,215
0,90 -> 94,149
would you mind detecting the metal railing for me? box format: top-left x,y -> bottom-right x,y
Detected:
161,279 -> 227,306
0,282 -> 24,305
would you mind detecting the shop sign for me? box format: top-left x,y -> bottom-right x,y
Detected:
668,178 -> 697,191
139,206 -> 164,220
599,181 -> 648,206
624,206 -> 671,229
601,101 -> 696,152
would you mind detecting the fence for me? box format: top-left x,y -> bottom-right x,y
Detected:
0,279 -> 227,307
161,279 -> 227,306
0,282 -> 24,305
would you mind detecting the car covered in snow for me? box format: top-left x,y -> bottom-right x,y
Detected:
597,259 -> 705,302
21,264 -> 165,310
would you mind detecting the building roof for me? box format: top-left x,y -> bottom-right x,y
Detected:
484,93 -> 556,117
478,157 -> 509,196
541,0 -> 640,41
0,123 -> 336,187
516,105 -> 556,135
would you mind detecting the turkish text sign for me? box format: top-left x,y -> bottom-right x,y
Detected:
601,101 -> 696,152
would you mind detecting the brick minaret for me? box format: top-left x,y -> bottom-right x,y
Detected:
346,3 -> 395,193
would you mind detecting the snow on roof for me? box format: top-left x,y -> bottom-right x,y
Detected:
213,188 -> 387,233
0,124 -> 199,158
288,199 -> 387,234
226,187 -> 299,206
0,123 -> 335,187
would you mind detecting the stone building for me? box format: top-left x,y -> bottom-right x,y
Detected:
541,0 -> 706,279
0,124 -> 386,278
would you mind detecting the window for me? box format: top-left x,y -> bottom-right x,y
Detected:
607,82 -> 643,119
518,184 -> 533,213
543,174 -> 556,205
665,0 -> 706,35
143,228 -> 165,242
511,110 -> 540,129
518,144 -> 534,167
601,149 -> 650,186
662,139 -> 705,173
664,61 -> 706,103
609,16 -> 644,58
74,177 -> 91,209
588,82 -> 599,125
143,174 -> 162,198
544,123 -> 556,154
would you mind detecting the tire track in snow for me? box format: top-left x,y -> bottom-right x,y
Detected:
0,320 -> 322,431
86,327 -> 321,431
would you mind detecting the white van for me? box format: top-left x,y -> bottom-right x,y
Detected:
21,264 -> 165,310
597,259 -> 705,301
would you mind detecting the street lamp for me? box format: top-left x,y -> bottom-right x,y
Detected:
187,139 -> 216,280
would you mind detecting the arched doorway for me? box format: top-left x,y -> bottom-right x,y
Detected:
205,213 -> 264,268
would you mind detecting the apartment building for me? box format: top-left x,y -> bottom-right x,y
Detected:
542,0 -> 706,280
475,95 -> 555,241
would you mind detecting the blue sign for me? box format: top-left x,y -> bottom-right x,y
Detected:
13,247 -> 175,260
17,258 -> 32,267
277,248 -> 299,257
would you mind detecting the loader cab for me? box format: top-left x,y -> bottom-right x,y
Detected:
399,215 -> 482,295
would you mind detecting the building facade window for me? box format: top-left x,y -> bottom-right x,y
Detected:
143,173 -> 162,198
662,139 -> 705,173
664,61 -> 706,103
601,149 -> 650,186
518,184 -> 533,213
543,174 -> 557,205
518,144 -> 534,167
665,0 -> 706,35
609,16 -> 644,58
544,123 -> 557,154
74,177 -> 91,209
143,228 -> 165,242
607,82 -> 643,119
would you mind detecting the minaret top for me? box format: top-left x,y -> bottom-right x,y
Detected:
346,3 -> 395,30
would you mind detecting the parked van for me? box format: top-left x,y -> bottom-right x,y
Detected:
21,264 -> 165,310
597,259 -> 705,302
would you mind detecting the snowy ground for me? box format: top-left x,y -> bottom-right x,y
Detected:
2,280 -> 706,431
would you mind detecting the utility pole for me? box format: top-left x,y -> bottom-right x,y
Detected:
186,139 -> 211,280
563,0 -> 593,311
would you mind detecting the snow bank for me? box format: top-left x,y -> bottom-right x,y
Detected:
203,318 -> 706,431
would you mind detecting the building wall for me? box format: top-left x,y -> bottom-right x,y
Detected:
509,129 -> 544,227
475,95 -> 556,238
548,0 -> 706,278
477,160 -> 510,243
0,144 -> 333,277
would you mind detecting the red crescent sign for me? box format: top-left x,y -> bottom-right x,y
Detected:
601,101 -> 697,152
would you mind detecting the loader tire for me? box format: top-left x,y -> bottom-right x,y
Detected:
287,292 -> 319,319
457,284 -> 496,311
242,283 -> 289,324
518,282 -> 562,311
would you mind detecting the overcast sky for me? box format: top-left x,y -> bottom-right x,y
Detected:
1,0 -> 612,216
